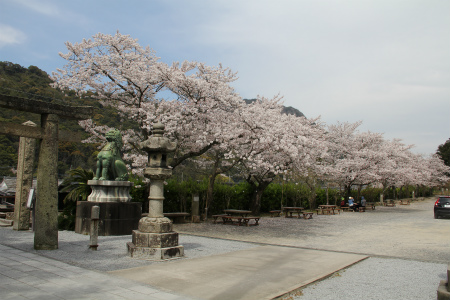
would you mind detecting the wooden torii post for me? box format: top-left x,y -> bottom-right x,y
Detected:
0,95 -> 93,250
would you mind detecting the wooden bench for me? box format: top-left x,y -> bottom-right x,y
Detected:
358,206 -> 366,212
212,214 -> 230,224
283,207 -> 304,218
302,212 -> 314,219
316,208 -> 336,215
399,199 -> 410,205
341,207 -> 352,212
269,210 -> 282,217
241,217 -> 260,226
163,212 -> 190,223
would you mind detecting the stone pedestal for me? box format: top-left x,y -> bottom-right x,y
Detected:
87,180 -> 133,202
127,217 -> 184,260
75,201 -> 142,236
437,264 -> 450,300
76,180 -> 139,236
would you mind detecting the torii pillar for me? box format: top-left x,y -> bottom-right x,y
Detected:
0,95 -> 93,250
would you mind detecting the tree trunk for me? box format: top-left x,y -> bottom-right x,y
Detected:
345,184 -> 352,200
357,185 -> 362,202
204,174 -> 216,220
308,189 -> 317,210
250,180 -> 272,215
204,158 -> 221,220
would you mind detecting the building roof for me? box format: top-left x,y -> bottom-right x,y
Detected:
1,177 -> 38,195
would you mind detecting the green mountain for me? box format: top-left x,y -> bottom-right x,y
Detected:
243,99 -> 305,118
0,61 -> 101,176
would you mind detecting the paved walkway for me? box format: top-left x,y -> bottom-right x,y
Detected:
0,230 -> 365,300
110,245 -> 366,300
0,244 -> 190,300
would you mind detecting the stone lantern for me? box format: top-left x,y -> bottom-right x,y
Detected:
127,122 -> 184,260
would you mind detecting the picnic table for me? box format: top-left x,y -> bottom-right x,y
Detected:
212,209 -> 260,226
269,210 -> 282,217
282,207 -> 304,218
318,205 -> 338,215
223,209 -> 252,217
383,200 -> 396,207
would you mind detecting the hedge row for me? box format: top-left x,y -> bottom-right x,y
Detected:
154,179 -> 434,216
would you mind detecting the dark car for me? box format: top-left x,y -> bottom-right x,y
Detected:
434,196 -> 450,219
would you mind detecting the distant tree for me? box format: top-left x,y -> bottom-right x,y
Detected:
437,138 -> 450,168
0,135 -> 18,176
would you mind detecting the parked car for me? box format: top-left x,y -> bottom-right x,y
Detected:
434,196 -> 450,219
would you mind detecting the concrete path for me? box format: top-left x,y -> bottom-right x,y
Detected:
0,244 -> 191,300
0,228 -> 365,300
110,245 -> 367,300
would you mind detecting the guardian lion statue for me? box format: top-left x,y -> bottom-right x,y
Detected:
93,129 -> 128,181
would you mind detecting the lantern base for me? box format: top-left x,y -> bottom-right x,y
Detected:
127,229 -> 184,260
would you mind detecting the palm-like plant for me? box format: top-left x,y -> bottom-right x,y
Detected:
61,167 -> 94,202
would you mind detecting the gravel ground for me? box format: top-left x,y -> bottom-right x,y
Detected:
1,196 -> 448,299
293,257 -> 446,300
175,197 -> 450,263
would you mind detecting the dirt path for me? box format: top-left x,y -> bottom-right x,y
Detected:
175,197 -> 450,263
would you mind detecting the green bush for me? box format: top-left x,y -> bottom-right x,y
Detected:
123,178 -> 439,219
164,179 -> 252,215
58,201 -> 77,231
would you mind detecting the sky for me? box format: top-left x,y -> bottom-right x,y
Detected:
1,0 -> 449,156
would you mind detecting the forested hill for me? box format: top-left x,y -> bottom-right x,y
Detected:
0,61 -> 104,176
243,99 -> 305,118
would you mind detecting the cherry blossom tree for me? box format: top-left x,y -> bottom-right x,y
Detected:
231,96 -> 327,214
372,138 -> 415,202
326,121 -> 449,201
326,121 -> 388,200
51,32 -> 244,177
414,154 -> 450,189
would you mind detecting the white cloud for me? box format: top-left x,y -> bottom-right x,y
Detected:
0,24 -> 26,48
13,0 -> 60,16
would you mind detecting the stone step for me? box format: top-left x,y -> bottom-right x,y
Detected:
438,280 -> 450,300
0,219 -> 13,227
448,264 -> 450,290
